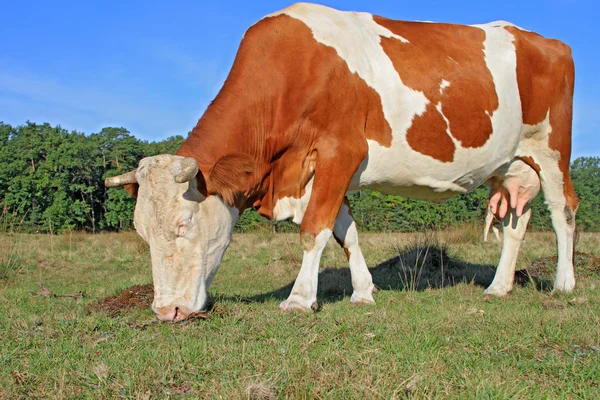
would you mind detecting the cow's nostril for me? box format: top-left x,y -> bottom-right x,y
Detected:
173,305 -> 190,321
155,306 -> 178,322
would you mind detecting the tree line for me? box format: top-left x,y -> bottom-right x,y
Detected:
1,121 -> 599,233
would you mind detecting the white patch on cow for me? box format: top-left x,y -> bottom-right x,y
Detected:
435,102 -> 459,148
280,228 -> 333,311
272,178 -> 313,223
439,79 -> 450,94
487,20 -> 530,32
267,3 -> 409,43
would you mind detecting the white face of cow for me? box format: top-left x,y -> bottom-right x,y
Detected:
125,155 -> 238,321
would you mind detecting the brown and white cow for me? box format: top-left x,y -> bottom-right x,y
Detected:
106,3 -> 578,321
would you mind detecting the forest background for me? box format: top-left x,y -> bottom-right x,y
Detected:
1,121 -> 598,234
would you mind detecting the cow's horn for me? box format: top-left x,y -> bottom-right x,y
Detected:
104,170 -> 137,187
173,157 -> 199,183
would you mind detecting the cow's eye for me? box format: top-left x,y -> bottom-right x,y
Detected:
180,217 -> 192,227
177,217 -> 193,236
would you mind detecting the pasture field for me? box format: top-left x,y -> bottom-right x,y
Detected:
1,227 -> 599,399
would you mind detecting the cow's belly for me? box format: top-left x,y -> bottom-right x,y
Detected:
349,133 -> 519,202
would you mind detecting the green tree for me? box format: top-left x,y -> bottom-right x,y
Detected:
571,156 -> 600,231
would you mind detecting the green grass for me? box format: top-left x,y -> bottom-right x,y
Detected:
0,227 -> 599,399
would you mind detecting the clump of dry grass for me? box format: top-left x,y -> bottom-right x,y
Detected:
378,232 -> 471,291
0,234 -> 29,285
444,222 -> 489,245
244,381 -> 277,400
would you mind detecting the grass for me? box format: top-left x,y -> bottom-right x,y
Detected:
0,226 -> 599,398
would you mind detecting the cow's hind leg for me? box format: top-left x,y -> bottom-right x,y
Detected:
333,198 -> 375,305
516,116 -> 579,293
525,154 -> 578,293
546,187 -> 577,293
484,160 -> 540,296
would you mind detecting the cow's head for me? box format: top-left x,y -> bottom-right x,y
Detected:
105,155 -> 238,321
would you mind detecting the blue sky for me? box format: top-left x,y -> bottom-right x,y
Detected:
1,0 -> 598,158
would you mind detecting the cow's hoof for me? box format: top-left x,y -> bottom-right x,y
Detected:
350,291 -> 376,305
483,286 -> 511,298
552,277 -> 575,294
279,297 -> 318,313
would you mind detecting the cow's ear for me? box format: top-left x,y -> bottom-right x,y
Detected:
207,153 -> 256,206
123,183 -> 139,198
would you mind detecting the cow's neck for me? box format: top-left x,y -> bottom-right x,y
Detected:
177,32 -> 317,217
177,84 -> 277,209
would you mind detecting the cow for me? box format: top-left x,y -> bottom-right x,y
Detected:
105,3 -> 578,321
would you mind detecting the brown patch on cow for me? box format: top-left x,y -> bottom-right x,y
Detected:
207,153 -> 257,207
343,247 -> 352,261
506,26 -> 579,212
405,101 -> 455,162
123,183 -> 139,198
374,18 -> 499,161
364,88 -> 393,147
520,156 -> 541,174
255,146 -> 314,220
300,231 -> 316,252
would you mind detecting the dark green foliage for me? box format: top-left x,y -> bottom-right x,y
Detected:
348,187 -> 490,232
0,121 -> 598,232
570,157 -> 600,231
0,122 -> 183,233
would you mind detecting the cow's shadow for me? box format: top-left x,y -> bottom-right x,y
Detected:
220,245 -> 553,305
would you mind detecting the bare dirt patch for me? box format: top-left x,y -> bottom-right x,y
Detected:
90,284 -> 223,323
524,252 -> 600,279
90,284 -> 153,317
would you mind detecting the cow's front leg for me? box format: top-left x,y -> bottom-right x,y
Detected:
279,229 -> 332,312
333,198 -> 375,305
280,142 -> 367,312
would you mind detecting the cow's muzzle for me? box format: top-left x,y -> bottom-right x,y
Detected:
153,305 -> 190,322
